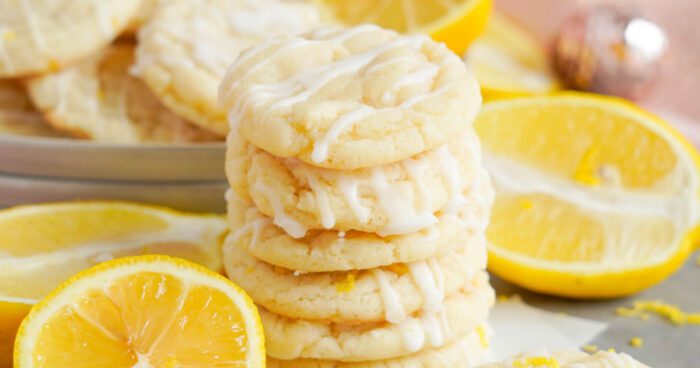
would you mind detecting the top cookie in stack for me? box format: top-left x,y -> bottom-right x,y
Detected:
221,25 -> 495,367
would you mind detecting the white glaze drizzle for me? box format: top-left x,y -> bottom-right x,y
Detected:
402,156 -> 433,212
397,318 -> 425,353
408,260 -> 444,313
253,181 -> 307,238
381,62 -> 440,104
311,105 -> 375,163
53,69 -> 76,115
337,175 -> 370,224
305,172 -> 335,229
371,268 -> 406,323
436,144 -> 468,215
371,167 -> 438,236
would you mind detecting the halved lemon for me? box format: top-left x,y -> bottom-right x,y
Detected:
464,12 -> 559,100
14,255 -> 265,367
317,0 -> 492,55
475,93 -> 700,298
0,202 -> 227,367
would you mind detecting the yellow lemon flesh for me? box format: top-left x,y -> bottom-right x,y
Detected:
317,0 -> 492,55
465,12 -> 559,100
0,202 -> 228,367
475,93 -> 700,298
14,255 -> 265,367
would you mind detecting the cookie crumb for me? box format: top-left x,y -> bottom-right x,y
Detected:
629,337 -> 643,348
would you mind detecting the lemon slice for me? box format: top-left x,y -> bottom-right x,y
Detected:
14,255 -> 265,367
465,13 -> 559,100
0,202 -> 227,366
475,93 -> 700,298
317,0 -> 492,55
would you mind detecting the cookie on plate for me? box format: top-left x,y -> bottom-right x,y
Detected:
481,349 -> 650,368
0,0 -> 142,77
135,0 -> 326,136
27,43 -> 219,143
0,80 -> 64,138
219,24 -> 482,169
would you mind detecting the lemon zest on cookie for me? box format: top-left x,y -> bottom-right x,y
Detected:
3,30 -> 16,41
476,325 -> 489,348
385,263 -> 409,275
335,273 -> 356,293
581,344 -> 598,353
629,337 -> 643,348
616,300 -> 700,326
512,356 -> 560,368
48,59 -> 61,72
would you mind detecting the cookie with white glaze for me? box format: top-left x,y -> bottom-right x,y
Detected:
27,44 -> 219,143
227,127 -> 489,235
135,0 -> 326,136
219,24 -> 482,169
0,0 -> 142,77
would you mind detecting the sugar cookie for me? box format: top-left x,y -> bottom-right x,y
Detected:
0,0 -> 141,77
0,80 -> 64,138
268,327 -> 489,367
135,0 -> 325,136
261,285 -> 494,362
27,44 -> 219,143
227,128 -> 487,235
220,25 -> 481,169
225,170 -> 491,272
224,233 -> 487,323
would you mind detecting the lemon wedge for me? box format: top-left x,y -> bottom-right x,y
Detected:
475,93 -> 700,298
465,13 -> 559,100
317,0 -> 492,55
14,255 -> 265,367
0,201 -> 227,367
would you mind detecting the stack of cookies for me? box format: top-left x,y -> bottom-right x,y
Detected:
220,25 -> 495,367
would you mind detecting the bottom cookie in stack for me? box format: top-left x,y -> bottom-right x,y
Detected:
267,326 -> 491,368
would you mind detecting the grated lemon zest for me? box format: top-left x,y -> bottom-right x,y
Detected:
335,273 -> 356,293
3,30 -> 16,41
513,356 -> 559,368
385,263 -> 409,275
581,344 -> 598,353
629,337 -> 643,348
476,325 -> 489,348
519,198 -> 534,210
616,300 -> 700,326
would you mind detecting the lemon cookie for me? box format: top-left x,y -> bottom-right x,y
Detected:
261,283 -> 494,362
225,170 -> 492,272
27,44 -> 219,143
268,327 -> 490,367
134,0 -> 325,136
0,80 -> 64,138
228,127 -> 485,235
219,24 -> 482,169
482,349 -> 650,368
0,0 -> 141,77
224,232 -> 487,323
